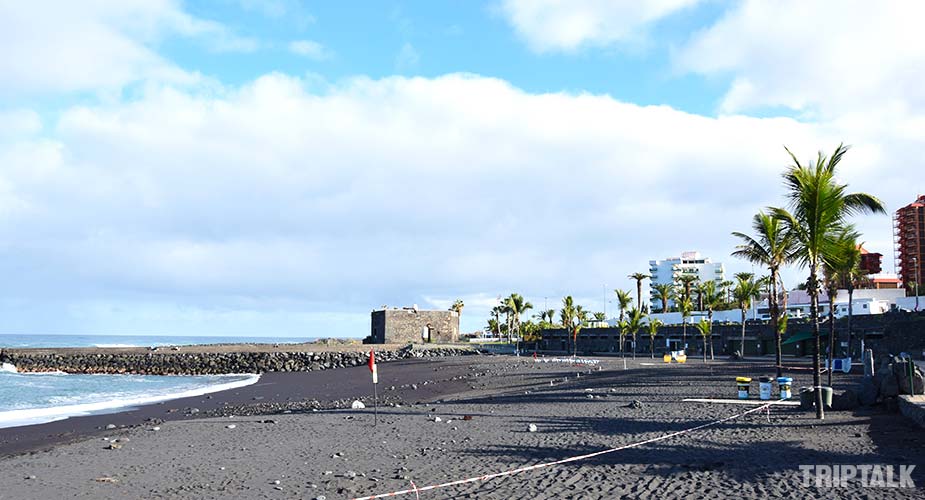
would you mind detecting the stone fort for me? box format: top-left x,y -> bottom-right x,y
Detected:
368,306 -> 459,344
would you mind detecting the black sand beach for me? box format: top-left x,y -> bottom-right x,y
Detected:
1,356 -> 923,499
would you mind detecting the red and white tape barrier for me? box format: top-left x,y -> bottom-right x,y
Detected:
352,400 -> 787,500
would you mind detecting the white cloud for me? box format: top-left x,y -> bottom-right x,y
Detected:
2,73 -> 911,336
675,0 -> 925,117
288,40 -> 330,60
0,0 -> 256,96
498,0 -> 702,52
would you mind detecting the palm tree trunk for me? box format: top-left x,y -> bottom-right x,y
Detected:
636,281 -> 643,311
632,334 -> 636,359
650,337 -> 655,358
809,264 -> 825,420
740,307 -> 747,357
682,322 -> 687,349
771,268 -> 782,378
702,335 -> 707,363
827,288 -> 836,387
708,311 -> 715,361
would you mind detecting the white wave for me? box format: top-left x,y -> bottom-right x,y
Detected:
0,363 -> 16,373
0,374 -> 260,429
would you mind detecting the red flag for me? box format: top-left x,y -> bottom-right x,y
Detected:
368,349 -> 378,384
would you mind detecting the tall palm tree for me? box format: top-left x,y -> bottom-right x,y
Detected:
700,280 -> 724,360
732,273 -> 763,358
614,289 -> 633,322
695,319 -> 711,363
505,293 -> 533,342
652,283 -> 673,313
617,308 -> 643,359
490,305 -> 504,339
676,275 -> 698,303
560,296 -> 576,353
823,227 -> 861,386
647,318 -> 663,358
450,299 -> 464,316
678,295 -> 693,349
543,309 -> 556,324
732,211 -> 797,378
628,273 -> 650,311
772,143 -> 885,420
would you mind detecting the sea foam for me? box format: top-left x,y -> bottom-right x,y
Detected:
0,373 -> 259,429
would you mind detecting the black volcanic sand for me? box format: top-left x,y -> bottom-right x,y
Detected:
1,356 -> 923,499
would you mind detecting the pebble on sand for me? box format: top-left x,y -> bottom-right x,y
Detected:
351,400 -> 366,409
226,424 -> 237,429
528,424 -> 538,432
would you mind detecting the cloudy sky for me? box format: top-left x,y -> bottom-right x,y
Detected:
1,0 -> 922,338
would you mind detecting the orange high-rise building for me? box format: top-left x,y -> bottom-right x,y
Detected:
894,194 -> 925,290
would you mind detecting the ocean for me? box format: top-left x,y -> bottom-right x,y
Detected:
0,334 -> 315,429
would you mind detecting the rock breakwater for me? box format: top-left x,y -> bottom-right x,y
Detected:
0,345 -> 475,375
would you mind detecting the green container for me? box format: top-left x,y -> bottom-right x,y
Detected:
799,386 -> 833,410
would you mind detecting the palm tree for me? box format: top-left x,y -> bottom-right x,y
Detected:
575,305 -> 589,326
593,311 -> 606,322
543,308 -> 556,324
772,143 -> 886,420
732,273 -> 763,358
823,227 -> 861,386
695,319 -> 711,363
652,283 -> 673,313
560,296 -> 576,353
505,293 -> 533,342
700,280 -> 724,360
614,289 -> 633,322
732,211 -> 797,378
647,318 -> 663,358
490,305 -> 504,339
617,308 -> 643,359
678,296 -> 693,349
676,275 -> 698,303
450,299 -> 464,316
628,273 -> 650,311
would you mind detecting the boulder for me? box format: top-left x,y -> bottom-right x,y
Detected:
831,389 -> 859,411
880,373 -> 900,398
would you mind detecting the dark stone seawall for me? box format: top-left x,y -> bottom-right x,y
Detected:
0,346 -> 476,375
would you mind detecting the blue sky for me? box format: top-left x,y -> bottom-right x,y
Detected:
0,1 -> 922,337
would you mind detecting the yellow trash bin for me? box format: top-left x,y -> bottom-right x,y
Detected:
663,353 -> 672,363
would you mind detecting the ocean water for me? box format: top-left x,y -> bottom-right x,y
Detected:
0,333 -> 316,349
0,334 -> 302,429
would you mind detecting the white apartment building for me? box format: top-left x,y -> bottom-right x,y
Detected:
648,251 -> 725,311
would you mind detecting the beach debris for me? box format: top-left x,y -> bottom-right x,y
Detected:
433,416 -> 442,422
344,471 -> 357,479
274,486 -> 283,491
272,480 -> 281,485
151,426 -> 161,431
226,424 -> 237,429
463,415 -> 473,421
24,475 -> 36,480
261,419 -> 276,424
411,384 -> 418,390
627,400 -> 644,409
94,477 -> 118,483
351,400 -> 366,409
107,442 -> 122,450
322,471 -> 333,476
220,467 -> 226,471
528,424 -> 538,432
105,424 -> 117,430
315,496 -> 326,500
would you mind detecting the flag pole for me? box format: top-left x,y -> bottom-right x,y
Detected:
369,348 -> 379,427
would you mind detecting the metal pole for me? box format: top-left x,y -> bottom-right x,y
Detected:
373,380 -> 378,426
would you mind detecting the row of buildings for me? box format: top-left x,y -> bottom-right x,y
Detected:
366,195 -> 925,344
